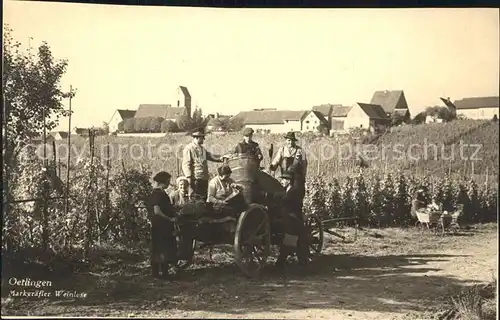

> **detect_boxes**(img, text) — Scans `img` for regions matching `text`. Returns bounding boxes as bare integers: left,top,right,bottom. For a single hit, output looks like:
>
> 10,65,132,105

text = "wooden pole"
317,145,321,176
485,167,489,192
42,107,49,253
52,140,57,177
65,85,73,218
43,108,47,168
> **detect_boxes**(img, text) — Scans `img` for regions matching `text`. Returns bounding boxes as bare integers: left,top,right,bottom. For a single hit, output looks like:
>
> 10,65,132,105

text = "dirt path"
2,224,497,319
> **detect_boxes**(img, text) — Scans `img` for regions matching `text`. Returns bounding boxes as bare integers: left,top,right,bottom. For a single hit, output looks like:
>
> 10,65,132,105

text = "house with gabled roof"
445,96,499,120
344,103,391,133
232,109,307,133
370,90,411,120
312,103,344,122
108,109,136,133
329,105,353,134
134,104,187,122
302,110,328,133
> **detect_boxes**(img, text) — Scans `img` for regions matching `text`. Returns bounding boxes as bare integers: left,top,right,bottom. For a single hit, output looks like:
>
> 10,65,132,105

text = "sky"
4,1,499,130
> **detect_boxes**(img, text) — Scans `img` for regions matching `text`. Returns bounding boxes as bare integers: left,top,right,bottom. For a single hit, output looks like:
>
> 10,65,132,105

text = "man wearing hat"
276,170,309,267
269,131,308,208
233,128,263,161
182,127,223,201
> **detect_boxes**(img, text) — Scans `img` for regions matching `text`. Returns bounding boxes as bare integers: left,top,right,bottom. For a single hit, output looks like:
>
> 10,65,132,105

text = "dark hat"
191,127,206,137
153,171,172,183
284,131,297,141
217,165,232,176
280,171,294,180
242,127,254,137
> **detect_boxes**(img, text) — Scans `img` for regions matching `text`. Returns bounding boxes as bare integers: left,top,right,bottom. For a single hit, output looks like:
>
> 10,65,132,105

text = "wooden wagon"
173,155,324,277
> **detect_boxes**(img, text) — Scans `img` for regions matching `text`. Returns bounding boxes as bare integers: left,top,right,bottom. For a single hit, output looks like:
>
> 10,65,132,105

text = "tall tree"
176,107,207,132
3,26,75,205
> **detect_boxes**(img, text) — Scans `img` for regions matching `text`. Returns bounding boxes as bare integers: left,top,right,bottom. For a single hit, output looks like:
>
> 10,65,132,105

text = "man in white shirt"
182,127,223,201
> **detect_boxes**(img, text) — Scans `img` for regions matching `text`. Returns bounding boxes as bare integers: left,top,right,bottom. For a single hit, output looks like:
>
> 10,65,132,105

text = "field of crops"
41,119,499,182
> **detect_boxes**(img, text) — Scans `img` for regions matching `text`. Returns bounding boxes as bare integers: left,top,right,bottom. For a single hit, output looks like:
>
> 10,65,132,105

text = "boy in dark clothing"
148,171,178,279
275,171,308,268
233,128,263,161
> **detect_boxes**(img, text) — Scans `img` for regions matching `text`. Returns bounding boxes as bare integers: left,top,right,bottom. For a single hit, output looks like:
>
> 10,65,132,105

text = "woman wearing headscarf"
170,176,191,208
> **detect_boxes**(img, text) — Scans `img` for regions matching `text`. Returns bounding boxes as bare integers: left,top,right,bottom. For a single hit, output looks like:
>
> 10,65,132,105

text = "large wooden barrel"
225,155,260,204
225,155,284,204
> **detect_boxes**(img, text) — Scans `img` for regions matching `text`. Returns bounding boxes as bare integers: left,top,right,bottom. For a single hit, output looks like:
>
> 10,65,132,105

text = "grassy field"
2,223,497,319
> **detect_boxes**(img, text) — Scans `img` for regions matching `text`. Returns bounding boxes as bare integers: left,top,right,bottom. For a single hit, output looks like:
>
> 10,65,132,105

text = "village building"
425,115,444,123
72,127,89,136
445,96,499,120
232,109,307,133
330,103,390,134
134,104,187,122
301,110,328,133
47,131,70,141
329,105,353,134
72,127,107,136
370,90,411,121
108,109,136,133
312,104,343,123
206,113,232,132
176,86,193,118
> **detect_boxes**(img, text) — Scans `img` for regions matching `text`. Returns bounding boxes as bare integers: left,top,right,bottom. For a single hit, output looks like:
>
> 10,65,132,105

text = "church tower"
176,86,192,118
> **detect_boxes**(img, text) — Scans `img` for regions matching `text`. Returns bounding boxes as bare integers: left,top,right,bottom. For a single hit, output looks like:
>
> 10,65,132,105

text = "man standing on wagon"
269,131,308,207
233,128,264,161
182,127,223,201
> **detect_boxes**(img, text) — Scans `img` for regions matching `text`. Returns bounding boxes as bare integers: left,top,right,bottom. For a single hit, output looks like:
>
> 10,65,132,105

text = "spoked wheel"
234,204,271,278
305,214,324,258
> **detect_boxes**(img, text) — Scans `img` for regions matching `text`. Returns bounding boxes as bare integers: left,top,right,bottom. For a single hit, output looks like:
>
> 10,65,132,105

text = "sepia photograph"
2,1,499,318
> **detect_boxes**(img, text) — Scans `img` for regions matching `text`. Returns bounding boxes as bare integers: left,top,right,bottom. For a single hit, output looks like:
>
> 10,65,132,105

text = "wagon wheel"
234,204,271,277
305,214,324,257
